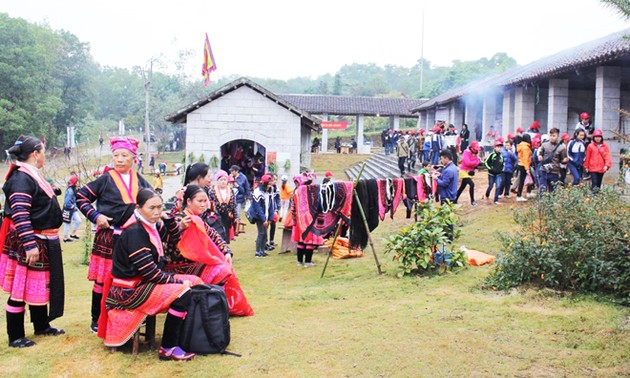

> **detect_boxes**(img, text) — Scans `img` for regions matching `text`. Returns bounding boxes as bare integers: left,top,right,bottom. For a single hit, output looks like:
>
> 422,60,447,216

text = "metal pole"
420,5,425,93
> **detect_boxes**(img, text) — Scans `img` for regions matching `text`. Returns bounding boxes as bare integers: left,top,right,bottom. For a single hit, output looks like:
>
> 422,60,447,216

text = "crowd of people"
431,112,613,205
0,112,615,359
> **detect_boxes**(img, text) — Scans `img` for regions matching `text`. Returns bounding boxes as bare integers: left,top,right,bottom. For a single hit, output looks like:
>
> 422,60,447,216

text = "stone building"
412,28,630,174
165,77,321,179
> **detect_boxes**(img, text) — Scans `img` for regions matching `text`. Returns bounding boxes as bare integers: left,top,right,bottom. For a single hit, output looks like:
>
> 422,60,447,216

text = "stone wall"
185,86,305,178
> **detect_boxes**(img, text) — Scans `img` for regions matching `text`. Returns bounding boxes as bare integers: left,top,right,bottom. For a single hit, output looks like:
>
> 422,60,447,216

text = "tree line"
0,12,519,152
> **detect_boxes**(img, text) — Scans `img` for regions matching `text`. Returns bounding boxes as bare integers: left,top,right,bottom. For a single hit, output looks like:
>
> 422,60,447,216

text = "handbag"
62,206,74,223
524,172,534,187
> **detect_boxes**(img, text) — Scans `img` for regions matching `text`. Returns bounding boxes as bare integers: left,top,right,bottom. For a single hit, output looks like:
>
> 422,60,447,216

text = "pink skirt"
88,228,115,284
0,228,51,306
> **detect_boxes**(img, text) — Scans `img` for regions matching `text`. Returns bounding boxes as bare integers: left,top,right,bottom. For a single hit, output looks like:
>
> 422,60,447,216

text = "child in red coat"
584,129,612,191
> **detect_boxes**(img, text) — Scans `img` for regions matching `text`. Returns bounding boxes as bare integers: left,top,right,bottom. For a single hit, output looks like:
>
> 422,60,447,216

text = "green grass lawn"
0,153,628,377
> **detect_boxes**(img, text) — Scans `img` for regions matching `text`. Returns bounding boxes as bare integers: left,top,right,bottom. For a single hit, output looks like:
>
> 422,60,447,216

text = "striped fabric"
128,246,179,285
8,192,37,251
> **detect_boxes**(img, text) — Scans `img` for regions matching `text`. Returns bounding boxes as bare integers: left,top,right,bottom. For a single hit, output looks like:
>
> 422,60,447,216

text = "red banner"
321,121,348,130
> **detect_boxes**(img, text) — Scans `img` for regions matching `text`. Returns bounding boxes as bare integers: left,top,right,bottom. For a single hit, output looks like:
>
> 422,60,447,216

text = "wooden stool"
110,315,156,355
238,222,246,234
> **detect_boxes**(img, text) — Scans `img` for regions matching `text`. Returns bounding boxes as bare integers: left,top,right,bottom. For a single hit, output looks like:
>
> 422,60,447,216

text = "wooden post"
352,189,383,274
320,162,366,278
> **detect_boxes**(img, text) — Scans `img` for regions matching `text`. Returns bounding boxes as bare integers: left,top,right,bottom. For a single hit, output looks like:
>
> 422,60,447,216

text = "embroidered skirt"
0,227,53,306
88,228,116,284
103,274,203,347
164,262,232,286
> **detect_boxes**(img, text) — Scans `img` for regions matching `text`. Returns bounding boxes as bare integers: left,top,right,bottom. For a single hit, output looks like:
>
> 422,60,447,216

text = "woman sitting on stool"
98,188,203,361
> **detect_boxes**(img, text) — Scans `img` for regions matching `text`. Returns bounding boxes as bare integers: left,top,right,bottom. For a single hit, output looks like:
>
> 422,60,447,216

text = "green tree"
601,0,630,18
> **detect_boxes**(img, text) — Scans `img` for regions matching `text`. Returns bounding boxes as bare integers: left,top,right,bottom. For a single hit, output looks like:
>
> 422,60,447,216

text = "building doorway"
220,139,267,184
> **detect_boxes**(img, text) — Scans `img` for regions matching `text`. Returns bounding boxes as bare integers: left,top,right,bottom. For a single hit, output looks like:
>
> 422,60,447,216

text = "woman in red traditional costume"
290,173,323,267
1,135,65,348
207,170,238,244
164,185,232,284
77,137,152,333
167,185,254,316
99,188,202,360
180,163,227,241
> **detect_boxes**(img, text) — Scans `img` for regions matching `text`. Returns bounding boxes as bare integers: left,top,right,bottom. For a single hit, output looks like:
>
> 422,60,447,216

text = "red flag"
202,33,217,86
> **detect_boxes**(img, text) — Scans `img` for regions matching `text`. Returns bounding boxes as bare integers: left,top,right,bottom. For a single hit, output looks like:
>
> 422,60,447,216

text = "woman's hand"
225,253,232,264
183,280,192,288
179,215,192,231
96,214,113,229
25,248,39,265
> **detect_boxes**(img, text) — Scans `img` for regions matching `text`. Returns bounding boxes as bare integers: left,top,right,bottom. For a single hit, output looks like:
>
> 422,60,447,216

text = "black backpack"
178,284,231,355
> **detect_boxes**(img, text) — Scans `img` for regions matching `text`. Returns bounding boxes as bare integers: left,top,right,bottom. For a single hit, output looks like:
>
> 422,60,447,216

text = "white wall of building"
185,86,306,178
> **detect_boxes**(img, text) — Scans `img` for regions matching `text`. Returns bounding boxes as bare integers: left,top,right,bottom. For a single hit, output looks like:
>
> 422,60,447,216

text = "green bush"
268,161,278,174
385,201,467,278
485,185,630,303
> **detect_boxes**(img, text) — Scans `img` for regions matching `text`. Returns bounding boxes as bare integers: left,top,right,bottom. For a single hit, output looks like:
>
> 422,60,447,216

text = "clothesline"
289,174,437,251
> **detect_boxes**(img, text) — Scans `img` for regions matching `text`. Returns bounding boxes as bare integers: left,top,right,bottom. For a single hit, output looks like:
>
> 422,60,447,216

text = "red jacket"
584,142,612,173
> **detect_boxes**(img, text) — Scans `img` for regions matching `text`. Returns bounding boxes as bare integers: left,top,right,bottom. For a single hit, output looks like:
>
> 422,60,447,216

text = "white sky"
1,0,629,81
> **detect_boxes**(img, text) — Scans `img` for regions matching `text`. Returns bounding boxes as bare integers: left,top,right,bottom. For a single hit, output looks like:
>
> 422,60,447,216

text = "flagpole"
420,4,425,93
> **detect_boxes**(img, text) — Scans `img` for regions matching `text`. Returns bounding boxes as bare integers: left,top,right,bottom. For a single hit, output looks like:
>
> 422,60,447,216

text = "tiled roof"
279,94,426,118
165,77,321,131
412,28,630,112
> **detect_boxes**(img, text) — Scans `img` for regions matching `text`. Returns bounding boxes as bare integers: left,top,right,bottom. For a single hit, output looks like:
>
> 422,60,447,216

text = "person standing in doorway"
230,165,250,218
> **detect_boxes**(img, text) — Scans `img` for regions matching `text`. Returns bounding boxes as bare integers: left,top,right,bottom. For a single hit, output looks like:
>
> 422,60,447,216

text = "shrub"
268,161,278,174
384,201,467,278
485,185,630,303
209,155,219,169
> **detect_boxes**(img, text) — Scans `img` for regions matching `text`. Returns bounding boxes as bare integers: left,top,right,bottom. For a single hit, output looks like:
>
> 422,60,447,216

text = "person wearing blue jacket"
433,150,458,204
421,132,431,163
567,129,587,185
499,140,518,198
230,165,251,218
484,141,505,204
62,175,82,242
250,174,274,258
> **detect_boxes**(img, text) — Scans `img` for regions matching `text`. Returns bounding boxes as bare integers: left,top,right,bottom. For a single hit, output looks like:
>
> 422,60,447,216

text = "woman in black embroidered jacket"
1,135,65,348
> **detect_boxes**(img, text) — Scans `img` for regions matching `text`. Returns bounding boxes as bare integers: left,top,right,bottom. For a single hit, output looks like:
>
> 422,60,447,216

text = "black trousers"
456,178,475,203
161,291,191,348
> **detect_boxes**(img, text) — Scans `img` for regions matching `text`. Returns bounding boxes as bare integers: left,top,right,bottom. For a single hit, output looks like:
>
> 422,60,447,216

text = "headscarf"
110,136,139,155
215,170,228,181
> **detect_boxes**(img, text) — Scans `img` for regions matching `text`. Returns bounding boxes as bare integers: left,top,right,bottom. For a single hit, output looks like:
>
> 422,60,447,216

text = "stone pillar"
356,114,366,153
514,86,536,132
547,79,569,134
392,115,400,131
464,102,475,128
426,109,435,130
320,113,328,153
482,93,497,145
502,89,514,134
452,101,465,128
595,66,620,140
